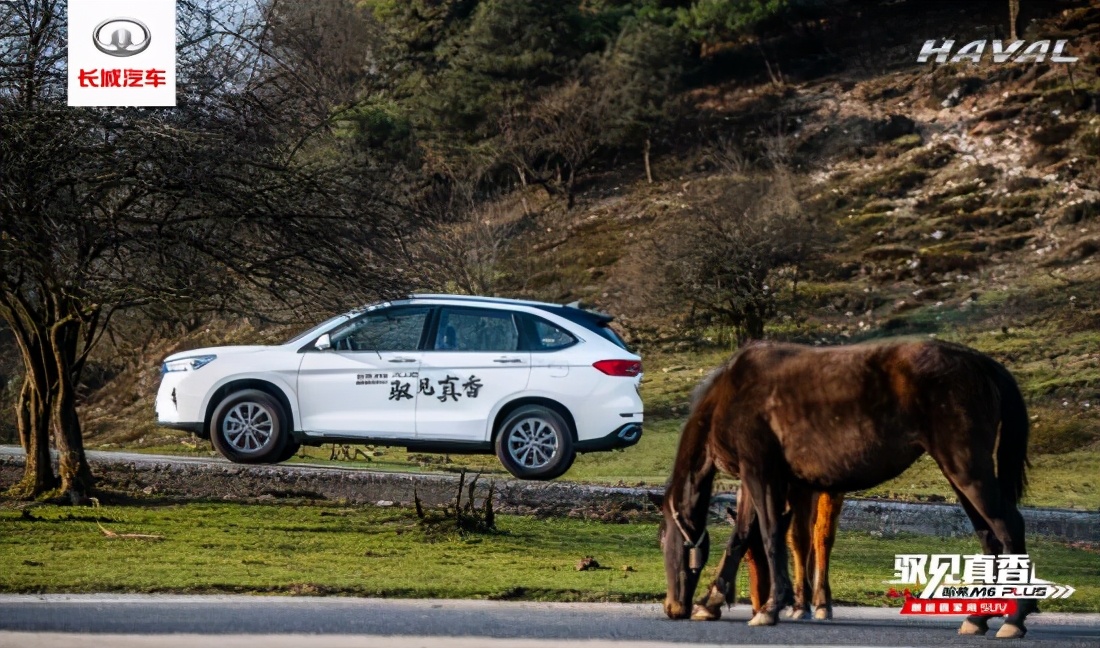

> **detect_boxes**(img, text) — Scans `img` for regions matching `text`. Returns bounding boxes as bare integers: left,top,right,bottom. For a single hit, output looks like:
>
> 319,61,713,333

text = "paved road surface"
0,596,1098,647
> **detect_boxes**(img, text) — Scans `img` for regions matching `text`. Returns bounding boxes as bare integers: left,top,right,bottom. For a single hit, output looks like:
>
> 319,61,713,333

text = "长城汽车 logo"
92,17,150,57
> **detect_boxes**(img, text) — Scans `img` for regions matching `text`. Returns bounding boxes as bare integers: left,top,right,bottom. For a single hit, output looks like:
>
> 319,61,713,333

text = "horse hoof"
813,606,832,621
996,623,1026,639
748,611,777,626
785,606,810,620
691,604,721,621
958,618,989,636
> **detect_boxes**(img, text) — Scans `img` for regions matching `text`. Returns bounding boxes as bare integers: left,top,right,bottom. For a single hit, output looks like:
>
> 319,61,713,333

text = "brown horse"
658,339,1033,638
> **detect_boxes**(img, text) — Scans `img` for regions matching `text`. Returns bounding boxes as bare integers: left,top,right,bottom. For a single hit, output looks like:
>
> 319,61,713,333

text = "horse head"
649,491,711,619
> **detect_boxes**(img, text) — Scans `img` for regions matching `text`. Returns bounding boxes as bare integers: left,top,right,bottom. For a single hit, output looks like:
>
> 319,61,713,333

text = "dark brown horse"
658,339,1033,638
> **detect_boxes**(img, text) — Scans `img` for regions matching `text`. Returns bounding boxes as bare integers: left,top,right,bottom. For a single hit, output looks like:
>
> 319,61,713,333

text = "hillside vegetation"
2,0,1099,504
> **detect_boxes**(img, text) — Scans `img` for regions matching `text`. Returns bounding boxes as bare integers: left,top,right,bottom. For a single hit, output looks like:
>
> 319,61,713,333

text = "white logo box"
68,0,177,106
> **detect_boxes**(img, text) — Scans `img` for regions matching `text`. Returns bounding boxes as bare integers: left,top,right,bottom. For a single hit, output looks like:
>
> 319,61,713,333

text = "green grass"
855,453,1100,510
1,501,1096,611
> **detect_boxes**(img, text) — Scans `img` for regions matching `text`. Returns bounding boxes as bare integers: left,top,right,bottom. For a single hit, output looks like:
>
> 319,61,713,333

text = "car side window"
434,308,519,352
527,316,576,351
330,308,429,351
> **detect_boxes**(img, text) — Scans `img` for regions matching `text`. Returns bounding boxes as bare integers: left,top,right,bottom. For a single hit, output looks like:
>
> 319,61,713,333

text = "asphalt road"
0,596,1098,648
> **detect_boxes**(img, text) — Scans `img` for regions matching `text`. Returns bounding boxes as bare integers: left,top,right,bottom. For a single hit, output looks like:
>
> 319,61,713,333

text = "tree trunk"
644,138,653,184
1009,0,1020,41
743,309,766,343
1,292,97,500
16,377,30,452
1,296,59,499
565,166,576,210
10,376,57,498
53,391,93,501
50,312,96,500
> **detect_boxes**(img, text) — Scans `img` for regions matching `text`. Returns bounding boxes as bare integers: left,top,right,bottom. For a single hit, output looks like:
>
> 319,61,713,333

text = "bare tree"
0,0,411,499
500,81,604,209
655,170,823,343
407,193,526,296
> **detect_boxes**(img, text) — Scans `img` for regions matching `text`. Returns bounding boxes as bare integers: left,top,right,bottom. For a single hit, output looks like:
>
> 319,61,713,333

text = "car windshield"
282,312,353,346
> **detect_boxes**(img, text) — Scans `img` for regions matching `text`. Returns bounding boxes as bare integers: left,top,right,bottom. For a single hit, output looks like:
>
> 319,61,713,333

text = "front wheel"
495,405,575,480
210,389,289,464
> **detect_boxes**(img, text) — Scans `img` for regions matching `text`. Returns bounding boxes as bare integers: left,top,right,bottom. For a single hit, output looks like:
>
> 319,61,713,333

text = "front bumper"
155,372,206,435
574,422,642,453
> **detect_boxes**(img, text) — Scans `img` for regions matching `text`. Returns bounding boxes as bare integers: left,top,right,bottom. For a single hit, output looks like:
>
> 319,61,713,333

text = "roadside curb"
2,449,1098,542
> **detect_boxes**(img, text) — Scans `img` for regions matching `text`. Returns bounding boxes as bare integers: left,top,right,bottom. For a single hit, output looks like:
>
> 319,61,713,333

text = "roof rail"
407,293,554,307
407,293,613,321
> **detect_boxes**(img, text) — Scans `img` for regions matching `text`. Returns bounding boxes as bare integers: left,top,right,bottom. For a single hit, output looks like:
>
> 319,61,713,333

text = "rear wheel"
495,405,574,480
210,389,289,464
274,440,302,463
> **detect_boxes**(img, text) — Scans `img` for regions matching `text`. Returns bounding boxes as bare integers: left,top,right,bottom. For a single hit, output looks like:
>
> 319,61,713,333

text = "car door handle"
493,358,524,363
388,358,417,363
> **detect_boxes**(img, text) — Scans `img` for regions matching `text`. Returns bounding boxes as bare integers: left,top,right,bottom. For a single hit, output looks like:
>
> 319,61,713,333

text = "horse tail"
989,359,1030,504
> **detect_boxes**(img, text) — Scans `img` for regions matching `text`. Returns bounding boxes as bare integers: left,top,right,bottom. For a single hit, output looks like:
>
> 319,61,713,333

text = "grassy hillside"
494,3,1100,456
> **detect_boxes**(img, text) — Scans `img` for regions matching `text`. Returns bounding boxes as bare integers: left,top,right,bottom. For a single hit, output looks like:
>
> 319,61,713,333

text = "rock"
863,244,918,261
1056,197,1099,225
941,87,963,108
1029,122,1080,146
874,114,916,141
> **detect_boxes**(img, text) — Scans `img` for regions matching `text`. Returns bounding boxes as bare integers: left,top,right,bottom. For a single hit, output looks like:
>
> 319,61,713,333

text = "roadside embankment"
2,447,1097,542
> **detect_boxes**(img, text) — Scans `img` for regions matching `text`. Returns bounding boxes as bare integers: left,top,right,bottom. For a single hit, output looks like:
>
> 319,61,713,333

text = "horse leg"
742,465,793,627
811,492,843,620
947,483,1003,636
936,452,1034,638
747,522,770,614
693,486,759,620
785,486,815,620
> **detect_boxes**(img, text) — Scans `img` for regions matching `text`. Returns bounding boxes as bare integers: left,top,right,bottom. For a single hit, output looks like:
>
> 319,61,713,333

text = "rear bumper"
574,422,642,453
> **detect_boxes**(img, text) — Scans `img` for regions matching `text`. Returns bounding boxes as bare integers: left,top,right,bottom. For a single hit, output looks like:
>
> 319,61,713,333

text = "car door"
416,306,531,442
296,306,429,437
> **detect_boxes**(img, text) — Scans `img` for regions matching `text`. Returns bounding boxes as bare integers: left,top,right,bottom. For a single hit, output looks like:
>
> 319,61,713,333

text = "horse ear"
646,492,664,508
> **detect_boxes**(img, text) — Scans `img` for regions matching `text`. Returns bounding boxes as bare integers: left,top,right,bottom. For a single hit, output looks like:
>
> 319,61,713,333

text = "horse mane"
690,367,723,408
689,342,766,408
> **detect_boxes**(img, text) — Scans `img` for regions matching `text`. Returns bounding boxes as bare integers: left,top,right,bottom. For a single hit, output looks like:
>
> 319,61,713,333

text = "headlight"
162,355,217,373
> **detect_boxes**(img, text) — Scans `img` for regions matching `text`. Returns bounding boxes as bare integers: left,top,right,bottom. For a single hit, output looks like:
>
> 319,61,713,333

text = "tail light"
593,359,642,377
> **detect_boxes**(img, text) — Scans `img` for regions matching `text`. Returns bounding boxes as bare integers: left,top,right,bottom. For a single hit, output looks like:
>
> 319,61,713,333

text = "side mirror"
315,333,332,351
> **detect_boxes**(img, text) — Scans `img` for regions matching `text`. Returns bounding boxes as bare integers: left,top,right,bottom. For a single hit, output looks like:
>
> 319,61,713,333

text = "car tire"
274,439,302,464
210,389,289,464
495,405,575,480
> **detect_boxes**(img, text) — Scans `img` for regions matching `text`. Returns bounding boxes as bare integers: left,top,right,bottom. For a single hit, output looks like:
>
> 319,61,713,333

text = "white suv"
155,294,643,479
